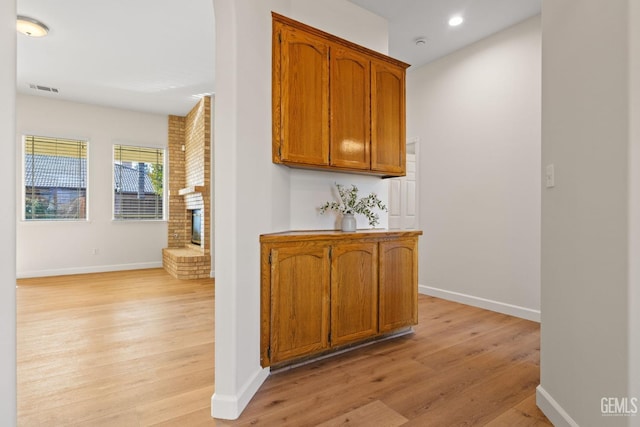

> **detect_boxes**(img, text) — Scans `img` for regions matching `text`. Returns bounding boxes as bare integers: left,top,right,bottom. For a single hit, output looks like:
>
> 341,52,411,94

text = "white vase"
341,213,356,232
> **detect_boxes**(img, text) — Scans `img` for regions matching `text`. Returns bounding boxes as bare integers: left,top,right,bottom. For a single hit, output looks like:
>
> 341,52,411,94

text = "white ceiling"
16,0,540,116
349,0,541,68
17,0,215,116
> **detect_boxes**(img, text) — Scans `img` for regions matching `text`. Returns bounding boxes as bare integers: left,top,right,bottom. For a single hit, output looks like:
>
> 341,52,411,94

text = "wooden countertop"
260,229,423,243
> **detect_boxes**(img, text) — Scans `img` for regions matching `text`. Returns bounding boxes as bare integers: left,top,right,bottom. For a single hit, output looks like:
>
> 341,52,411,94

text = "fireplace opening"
191,209,202,246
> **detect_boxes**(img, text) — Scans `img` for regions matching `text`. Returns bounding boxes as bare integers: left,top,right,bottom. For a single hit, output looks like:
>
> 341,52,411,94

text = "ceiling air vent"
28,84,59,94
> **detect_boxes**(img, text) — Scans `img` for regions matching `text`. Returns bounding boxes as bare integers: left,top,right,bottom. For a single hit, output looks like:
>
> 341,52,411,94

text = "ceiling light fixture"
17,15,49,37
448,16,464,27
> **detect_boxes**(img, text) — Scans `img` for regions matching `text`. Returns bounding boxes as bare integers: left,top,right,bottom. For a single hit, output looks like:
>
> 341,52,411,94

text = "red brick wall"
167,115,186,248
164,97,212,279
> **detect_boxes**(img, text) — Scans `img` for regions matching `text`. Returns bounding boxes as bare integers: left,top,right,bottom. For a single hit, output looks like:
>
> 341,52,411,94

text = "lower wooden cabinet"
379,239,419,332
331,242,378,346
269,243,330,364
260,230,422,367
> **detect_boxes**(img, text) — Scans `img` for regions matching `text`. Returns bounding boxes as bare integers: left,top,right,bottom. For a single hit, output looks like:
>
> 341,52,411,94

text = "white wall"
290,170,389,230
0,0,17,423
212,0,289,419
15,94,168,277
539,1,638,425
289,0,388,54
406,16,541,321
630,0,640,418
211,0,390,419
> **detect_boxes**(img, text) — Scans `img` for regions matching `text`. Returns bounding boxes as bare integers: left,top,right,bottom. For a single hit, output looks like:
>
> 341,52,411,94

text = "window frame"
22,134,90,222
112,143,166,222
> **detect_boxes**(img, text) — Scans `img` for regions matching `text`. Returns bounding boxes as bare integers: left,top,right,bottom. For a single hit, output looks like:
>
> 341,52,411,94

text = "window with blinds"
113,144,164,220
24,135,88,220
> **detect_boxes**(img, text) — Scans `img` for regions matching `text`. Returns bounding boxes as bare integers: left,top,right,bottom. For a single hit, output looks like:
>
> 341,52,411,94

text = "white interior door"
388,141,418,229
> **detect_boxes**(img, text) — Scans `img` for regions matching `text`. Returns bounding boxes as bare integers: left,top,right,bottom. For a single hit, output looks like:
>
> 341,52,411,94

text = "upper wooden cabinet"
272,13,409,177
273,21,330,166
330,46,371,171
371,60,406,175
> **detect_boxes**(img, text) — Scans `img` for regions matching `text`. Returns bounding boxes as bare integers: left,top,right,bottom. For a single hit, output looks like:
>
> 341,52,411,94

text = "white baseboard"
419,284,540,322
211,366,269,420
16,262,163,279
536,385,580,427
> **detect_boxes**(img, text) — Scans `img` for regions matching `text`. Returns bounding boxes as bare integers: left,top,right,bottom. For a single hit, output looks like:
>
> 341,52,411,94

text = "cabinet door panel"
270,244,330,363
379,238,418,332
275,23,330,166
330,47,370,170
330,242,378,346
371,60,406,175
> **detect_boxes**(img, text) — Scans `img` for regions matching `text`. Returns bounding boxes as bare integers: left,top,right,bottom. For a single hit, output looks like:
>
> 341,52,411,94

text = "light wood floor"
17,268,551,426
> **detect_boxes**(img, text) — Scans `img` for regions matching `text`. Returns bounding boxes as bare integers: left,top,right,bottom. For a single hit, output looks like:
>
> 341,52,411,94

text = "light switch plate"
545,164,555,188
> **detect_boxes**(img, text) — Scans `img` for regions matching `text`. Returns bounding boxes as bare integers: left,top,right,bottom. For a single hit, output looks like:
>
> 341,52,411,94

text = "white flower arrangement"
319,183,387,228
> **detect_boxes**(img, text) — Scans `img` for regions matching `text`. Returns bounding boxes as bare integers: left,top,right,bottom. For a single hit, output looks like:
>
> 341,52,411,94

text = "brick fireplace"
162,97,211,279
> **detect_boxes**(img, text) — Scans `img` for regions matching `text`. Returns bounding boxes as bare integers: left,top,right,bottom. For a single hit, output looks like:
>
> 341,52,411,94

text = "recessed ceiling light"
17,15,49,37
448,16,464,27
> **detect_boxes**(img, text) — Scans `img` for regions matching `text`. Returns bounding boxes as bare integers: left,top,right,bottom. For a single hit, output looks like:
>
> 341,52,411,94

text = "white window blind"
24,135,88,220
113,144,164,220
